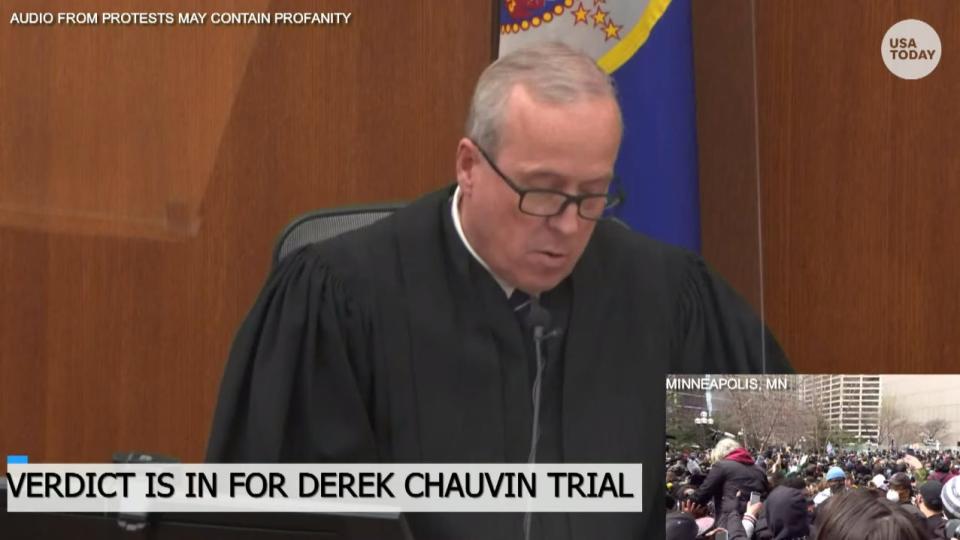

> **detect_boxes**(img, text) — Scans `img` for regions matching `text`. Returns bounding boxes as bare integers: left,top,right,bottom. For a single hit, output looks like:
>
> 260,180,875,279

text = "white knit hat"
943,476,960,519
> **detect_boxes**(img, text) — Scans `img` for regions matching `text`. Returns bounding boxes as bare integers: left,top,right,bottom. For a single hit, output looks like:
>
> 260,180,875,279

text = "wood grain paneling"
0,0,493,465
692,0,763,312
757,0,960,373
696,0,960,373
0,0,269,239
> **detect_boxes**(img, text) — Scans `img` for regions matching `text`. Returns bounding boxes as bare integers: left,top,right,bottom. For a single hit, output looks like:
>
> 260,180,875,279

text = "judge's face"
456,84,621,294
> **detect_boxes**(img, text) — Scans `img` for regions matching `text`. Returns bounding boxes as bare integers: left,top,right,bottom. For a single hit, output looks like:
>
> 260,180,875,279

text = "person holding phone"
711,498,763,540
694,439,770,529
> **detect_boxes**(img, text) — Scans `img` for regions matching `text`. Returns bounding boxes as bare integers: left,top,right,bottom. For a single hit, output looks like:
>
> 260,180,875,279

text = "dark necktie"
508,289,533,325
507,289,539,385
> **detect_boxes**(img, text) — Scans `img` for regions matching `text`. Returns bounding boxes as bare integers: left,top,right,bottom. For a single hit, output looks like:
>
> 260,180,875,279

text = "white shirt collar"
451,185,514,297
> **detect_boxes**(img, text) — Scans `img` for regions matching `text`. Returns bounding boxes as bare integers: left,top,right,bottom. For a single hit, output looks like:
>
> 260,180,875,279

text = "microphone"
525,298,562,341
527,300,551,337
526,297,563,464
523,297,562,540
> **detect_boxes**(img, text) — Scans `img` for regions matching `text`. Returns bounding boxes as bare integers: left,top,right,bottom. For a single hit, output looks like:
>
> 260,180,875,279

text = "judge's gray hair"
710,438,742,463
465,41,621,159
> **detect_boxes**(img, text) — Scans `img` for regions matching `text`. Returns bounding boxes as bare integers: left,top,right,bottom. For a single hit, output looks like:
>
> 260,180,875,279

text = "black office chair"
272,203,405,268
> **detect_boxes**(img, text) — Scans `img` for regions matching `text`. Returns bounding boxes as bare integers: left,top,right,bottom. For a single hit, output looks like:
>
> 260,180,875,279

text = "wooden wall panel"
692,0,763,313
0,0,493,465
696,0,960,373
0,0,269,239
757,0,960,373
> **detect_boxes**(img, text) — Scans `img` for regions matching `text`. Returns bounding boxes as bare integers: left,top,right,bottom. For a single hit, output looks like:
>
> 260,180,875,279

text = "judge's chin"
506,255,575,294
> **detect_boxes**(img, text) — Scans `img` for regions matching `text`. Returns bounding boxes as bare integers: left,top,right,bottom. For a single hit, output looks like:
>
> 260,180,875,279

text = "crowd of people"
666,440,960,539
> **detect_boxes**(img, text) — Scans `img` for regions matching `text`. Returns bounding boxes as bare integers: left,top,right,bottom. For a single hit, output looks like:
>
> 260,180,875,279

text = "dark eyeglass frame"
471,140,623,221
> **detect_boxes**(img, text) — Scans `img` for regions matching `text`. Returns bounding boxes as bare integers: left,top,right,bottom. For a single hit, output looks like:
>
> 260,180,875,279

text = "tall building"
799,375,882,443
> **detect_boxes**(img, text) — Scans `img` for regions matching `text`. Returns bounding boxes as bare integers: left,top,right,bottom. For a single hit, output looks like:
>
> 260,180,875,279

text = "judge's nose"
547,201,581,236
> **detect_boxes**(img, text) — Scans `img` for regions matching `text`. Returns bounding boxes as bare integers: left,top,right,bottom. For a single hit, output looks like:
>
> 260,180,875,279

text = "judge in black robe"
208,41,791,540
207,184,791,538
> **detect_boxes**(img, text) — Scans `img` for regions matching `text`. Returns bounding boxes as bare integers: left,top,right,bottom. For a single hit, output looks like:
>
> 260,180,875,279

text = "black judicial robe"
207,185,791,539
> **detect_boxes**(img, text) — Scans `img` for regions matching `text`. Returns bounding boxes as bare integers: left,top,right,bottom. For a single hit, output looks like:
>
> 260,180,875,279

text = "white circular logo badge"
882,19,941,80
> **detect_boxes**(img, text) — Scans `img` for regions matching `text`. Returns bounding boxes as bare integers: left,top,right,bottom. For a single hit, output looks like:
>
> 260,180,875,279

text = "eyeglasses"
472,141,622,221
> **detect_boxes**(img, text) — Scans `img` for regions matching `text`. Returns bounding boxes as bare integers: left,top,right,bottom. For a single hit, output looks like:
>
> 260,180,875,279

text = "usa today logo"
882,19,941,80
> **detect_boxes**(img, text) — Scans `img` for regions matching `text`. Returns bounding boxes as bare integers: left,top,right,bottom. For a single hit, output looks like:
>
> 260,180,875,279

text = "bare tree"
896,421,924,446
876,397,935,447
878,397,909,447
794,377,834,450
923,418,950,444
709,376,798,451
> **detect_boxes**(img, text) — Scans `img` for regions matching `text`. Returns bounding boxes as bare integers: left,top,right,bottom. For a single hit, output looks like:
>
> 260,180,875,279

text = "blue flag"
499,0,701,251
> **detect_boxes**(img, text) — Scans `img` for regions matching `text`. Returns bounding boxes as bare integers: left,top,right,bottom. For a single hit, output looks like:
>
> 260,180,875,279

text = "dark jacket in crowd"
925,513,946,540
896,500,933,537
756,486,811,540
694,448,770,517
722,511,752,540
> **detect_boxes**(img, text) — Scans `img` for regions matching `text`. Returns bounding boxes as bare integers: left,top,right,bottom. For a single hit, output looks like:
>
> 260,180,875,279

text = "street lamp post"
694,411,714,449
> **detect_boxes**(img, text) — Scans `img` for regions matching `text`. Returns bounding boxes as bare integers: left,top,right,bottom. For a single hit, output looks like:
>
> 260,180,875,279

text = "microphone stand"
522,298,561,540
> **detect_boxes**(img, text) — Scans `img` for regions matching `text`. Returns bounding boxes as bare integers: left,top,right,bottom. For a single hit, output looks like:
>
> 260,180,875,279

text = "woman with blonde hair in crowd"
694,439,770,529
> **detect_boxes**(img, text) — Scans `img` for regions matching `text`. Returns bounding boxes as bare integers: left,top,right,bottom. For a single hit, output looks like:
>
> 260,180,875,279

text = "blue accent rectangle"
608,0,702,251
7,455,28,464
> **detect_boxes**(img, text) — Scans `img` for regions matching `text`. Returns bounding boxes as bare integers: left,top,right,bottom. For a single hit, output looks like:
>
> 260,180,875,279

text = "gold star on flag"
603,18,622,41
572,3,589,24
592,6,608,27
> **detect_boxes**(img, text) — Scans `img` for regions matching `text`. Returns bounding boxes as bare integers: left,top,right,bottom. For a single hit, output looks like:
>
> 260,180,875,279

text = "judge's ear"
455,138,479,197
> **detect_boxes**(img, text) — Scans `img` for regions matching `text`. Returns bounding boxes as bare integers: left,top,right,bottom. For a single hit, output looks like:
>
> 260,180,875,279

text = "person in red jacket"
694,438,770,527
